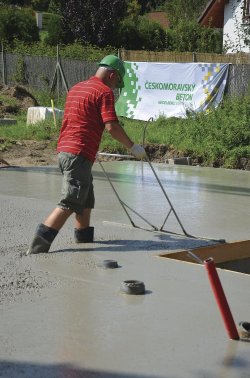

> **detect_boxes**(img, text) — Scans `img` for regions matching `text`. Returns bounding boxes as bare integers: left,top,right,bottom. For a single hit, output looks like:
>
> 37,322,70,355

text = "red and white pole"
204,257,239,340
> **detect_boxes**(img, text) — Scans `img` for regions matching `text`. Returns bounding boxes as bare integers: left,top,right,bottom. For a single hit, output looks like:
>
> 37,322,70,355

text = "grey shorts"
57,152,95,214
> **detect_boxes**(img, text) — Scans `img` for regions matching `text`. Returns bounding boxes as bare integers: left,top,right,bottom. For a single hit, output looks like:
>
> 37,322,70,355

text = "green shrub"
223,146,250,168
48,0,61,14
0,7,39,44
31,0,50,12
149,94,250,166
44,14,63,46
12,57,27,85
166,21,222,53
118,16,166,50
4,40,116,61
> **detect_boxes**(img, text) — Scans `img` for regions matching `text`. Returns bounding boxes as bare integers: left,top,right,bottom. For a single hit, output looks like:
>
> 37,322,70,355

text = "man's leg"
74,169,95,244
44,207,73,230
74,208,94,243
26,208,73,255
75,208,92,229
26,153,94,254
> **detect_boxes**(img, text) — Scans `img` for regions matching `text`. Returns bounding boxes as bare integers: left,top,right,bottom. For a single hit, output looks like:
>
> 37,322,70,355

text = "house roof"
198,0,229,28
146,11,170,28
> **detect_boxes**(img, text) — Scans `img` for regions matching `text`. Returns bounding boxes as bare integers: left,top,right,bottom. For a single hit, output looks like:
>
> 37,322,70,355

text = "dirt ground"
0,139,59,167
0,140,175,167
0,85,58,167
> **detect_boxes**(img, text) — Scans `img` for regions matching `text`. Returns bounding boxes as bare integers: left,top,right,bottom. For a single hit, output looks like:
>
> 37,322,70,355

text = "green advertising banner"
116,62,229,120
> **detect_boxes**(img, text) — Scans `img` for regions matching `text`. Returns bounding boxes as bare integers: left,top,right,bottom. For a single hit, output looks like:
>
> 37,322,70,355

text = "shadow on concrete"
193,354,250,378
0,166,60,174
51,235,214,254
0,360,174,378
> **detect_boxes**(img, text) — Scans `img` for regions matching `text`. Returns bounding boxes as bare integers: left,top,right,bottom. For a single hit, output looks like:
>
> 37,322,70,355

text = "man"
26,55,146,255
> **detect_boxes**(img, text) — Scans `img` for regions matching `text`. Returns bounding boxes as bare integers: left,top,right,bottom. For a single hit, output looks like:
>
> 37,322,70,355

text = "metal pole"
57,45,60,100
58,62,69,93
98,157,158,230
1,41,6,86
142,117,153,146
97,158,136,227
141,117,153,178
145,156,190,236
98,152,134,159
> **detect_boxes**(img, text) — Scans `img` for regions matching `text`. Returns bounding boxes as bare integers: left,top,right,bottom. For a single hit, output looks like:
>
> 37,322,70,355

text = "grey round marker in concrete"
120,280,145,295
98,259,119,269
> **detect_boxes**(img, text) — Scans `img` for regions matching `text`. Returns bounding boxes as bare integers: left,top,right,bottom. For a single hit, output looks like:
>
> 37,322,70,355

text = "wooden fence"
1,49,250,96
119,49,250,64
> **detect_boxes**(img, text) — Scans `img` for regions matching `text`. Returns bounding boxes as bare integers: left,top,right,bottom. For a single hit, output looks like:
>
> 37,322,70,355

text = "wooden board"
159,240,250,264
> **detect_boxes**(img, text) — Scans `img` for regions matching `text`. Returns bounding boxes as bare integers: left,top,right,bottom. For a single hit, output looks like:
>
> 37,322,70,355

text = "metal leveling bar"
97,152,225,242
145,155,190,236
97,152,189,236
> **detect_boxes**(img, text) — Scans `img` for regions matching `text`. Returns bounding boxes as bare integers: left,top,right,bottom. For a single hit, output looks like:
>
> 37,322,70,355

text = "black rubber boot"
26,224,58,255
74,226,94,243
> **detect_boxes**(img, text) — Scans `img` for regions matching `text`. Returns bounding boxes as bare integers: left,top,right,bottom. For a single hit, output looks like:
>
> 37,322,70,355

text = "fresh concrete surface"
0,161,250,378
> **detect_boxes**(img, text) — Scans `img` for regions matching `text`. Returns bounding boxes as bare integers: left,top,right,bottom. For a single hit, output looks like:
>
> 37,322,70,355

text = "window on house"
243,0,250,18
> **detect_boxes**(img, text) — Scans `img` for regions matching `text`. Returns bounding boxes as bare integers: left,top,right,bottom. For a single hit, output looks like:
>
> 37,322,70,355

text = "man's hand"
130,144,146,160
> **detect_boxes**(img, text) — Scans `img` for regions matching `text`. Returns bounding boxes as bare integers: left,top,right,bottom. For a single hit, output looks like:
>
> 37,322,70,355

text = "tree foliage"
0,0,31,5
60,0,127,47
162,0,222,53
47,0,61,13
164,0,208,24
126,0,141,19
137,0,166,14
0,0,50,9
0,7,39,43
118,15,166,50
0,0,224,53
166,20,222,53
44,14,63,45
31,0,50,11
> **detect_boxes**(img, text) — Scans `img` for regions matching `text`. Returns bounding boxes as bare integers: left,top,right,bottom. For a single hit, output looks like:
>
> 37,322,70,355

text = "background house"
198,0,250,53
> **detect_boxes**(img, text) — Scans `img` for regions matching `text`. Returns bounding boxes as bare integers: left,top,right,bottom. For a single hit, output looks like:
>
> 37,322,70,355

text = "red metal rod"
204,257,239,340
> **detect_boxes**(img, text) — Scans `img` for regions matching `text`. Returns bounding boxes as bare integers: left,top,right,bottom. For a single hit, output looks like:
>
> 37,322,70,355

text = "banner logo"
116,62,229,121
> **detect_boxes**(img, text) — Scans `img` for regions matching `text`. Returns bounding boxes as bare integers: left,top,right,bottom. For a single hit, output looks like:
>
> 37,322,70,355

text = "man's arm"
105,121,133,148
105,121,146,159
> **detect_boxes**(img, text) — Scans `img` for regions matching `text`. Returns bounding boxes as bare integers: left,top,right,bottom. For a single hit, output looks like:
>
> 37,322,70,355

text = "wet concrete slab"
0,162,250,378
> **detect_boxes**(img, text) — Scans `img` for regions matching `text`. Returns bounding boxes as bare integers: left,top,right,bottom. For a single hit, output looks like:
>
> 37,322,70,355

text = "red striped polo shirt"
57,76,118,162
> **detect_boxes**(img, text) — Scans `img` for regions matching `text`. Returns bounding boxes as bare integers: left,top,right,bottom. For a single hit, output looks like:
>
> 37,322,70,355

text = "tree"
31,0,50,11
137,0,166,14
0,0,31,5
163,0,222,53
166,20,222,53
118,16,166,50
0,0,51,9
126,0,141,19
164,0,208,25
48,0,61,13
60,0,127,47
44,14,63,45
0,7,39,43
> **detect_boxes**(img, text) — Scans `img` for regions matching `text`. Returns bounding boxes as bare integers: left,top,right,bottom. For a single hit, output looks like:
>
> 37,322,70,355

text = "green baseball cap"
99,55,125,88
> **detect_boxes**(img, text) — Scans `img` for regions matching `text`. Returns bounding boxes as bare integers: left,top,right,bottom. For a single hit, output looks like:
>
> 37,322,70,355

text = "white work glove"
130,144,146,160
